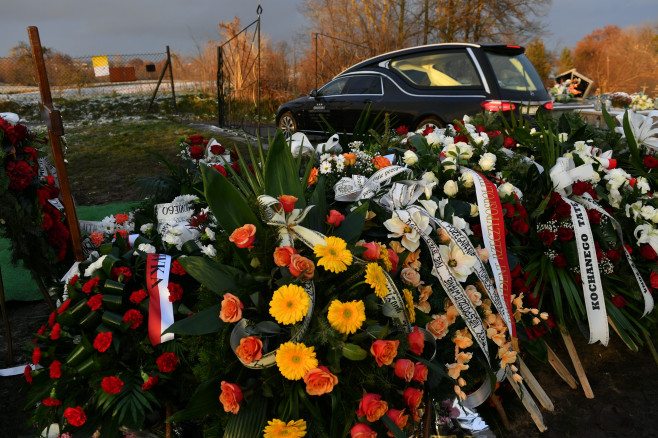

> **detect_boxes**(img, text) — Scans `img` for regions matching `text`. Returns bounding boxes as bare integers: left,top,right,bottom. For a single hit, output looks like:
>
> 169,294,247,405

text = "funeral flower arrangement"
22,107,658,437
549,78,581,103
0,113,71,281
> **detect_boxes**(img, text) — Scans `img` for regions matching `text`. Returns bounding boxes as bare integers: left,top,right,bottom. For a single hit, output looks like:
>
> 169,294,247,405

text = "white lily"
615,110,658,151
635,223,658,254
384,210,431,252
438,242,477,282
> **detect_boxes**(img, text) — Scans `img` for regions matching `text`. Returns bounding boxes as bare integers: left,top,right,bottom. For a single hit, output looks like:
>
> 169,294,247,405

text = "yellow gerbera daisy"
365,262,388,298
269,284,310,325
378,243,392,271
403,288,416,324
327,299,366,334
313,236,353,273
263,418,307,438
276,342,318,381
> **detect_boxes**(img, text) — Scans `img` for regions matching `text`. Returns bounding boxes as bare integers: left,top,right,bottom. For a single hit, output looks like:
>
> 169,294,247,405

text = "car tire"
278,111,298,136
416,117,443,132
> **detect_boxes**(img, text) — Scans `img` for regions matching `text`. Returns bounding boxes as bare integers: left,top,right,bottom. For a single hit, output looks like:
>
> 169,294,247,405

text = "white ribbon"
378,180,428,212
258,195,326,248
288,132,342,158
334,165,412,202
563,198,609,345
549,157,596,196
574,195,654,317
396,208,490,364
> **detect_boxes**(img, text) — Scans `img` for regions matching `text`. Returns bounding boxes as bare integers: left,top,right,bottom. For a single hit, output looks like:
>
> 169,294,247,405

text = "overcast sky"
0,0,656,58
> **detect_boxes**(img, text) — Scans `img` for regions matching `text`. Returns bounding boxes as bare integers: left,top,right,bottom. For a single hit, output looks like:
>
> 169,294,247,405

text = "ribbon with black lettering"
334,165,412,202
146,253,174,345
155,199,195,233
573,195,654,317
396,208,490,364
563,198,609,345
460,168,515,336
258,195,327,248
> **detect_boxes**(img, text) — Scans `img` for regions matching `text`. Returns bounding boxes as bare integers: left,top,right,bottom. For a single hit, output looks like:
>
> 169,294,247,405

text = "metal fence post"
217,45,224,127
167,46,178,114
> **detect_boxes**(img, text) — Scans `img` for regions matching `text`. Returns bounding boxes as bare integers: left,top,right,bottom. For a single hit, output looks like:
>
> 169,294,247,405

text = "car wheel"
278,111,297,136
416,117,443,132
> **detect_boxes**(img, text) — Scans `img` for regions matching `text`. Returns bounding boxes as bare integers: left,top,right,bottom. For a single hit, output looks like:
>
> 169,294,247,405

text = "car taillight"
481,100,516,112
543,101,554,110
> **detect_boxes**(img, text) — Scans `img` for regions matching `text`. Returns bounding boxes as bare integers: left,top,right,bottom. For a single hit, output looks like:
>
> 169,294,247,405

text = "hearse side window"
344,75,382,95
318,77,349,96
389,51,482,88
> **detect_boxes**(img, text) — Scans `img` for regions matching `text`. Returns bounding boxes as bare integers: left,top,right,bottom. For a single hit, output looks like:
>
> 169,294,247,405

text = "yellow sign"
92,56,109,77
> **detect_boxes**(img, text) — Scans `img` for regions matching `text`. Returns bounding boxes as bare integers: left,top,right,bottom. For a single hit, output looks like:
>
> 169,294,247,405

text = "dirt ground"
2,299,658,437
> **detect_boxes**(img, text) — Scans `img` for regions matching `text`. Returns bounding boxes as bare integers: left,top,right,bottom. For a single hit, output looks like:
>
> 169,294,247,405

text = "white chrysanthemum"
640,205,655,221
137,243,157,254
140,223,153,234
202,244,217,257
320,161,332,174
636,176,651,194
320,153,332,162
335,162,345,171
205,227,216,241
425,132,442,146
172,194,199,204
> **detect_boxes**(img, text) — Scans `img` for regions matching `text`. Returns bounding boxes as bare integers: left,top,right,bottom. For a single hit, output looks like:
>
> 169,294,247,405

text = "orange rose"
350,423,377,438
394,359,414,382
372,155,391,170
219,293,243,323
303,366,338,396
426,314,448,340
326,210,345,227
356,393,388,422
412,362,428,383
385,409,409,436
370,339,399,367
403,387,423,410
308,167,319,186
407,326,424,356
235,336,263,364
229,224,256,249
361,241,381,261
273,246,297,267
288,254,315,280
278,195,298,213
219,381,243,414
343,153,357,166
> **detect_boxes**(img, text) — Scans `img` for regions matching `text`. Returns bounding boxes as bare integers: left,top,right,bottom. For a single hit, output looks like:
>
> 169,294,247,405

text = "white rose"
422,171,438,185
455,141,473,159
463,115,471,123
460,172,474,188
479,152,497,171
419,199,438,217
442,156,457,171
425,132,442,146
498,183,515,198
652,212,658,224
403,150,418,165
470,204,479,217
444,180,459,197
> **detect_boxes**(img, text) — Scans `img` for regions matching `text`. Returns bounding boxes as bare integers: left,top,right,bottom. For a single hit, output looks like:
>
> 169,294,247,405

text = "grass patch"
61,119,245,205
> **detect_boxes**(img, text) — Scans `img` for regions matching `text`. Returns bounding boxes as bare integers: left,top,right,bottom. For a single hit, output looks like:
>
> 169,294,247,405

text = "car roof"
338,43,525,77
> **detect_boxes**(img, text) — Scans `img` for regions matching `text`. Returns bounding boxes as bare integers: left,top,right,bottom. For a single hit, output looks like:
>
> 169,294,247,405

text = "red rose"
537,229,555,246
168,282,184,302
156,352,178,373
510,264,522,278
387,249,399,273
42,397,62,407
607,249,621,264
511,219,529,234
231,161,241,174
93,332,113,352
503,136,516,148
101,376,124,394
326,209,346,227
57,299,71,314
189,145,204,160
611,295,627,308
385,409,409,435
396,126,409,135
572,181,592,196
142,375,159,390
24,365,32,384
454,134,468,144
130,289,148,304
188,134,204,145
50,323,61,340
32,347,41,366
553,254,567,268
394,359,415,382
472,224,482,238
640,245,657,261
63,406,86,427
403,387,423,410
87,294,103,311
502,203,515,218
555,201,571,218
210,144,226,155
356,393,389,422
587,209,601,225
171,259,186,275
213,164,227,176
6,160,34,190
123,309,144,329
82,277,101,294
422,126,434,136
412,362,428,383
557,227,574,241
407,326,424,356
644,155,658,168
50,360,62,379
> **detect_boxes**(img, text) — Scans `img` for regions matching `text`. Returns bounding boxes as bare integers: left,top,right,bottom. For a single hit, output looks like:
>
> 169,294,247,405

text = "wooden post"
0,266,13,363
506,371,547,432
517,357,554,411
559,325,594,398
546,344,578,389
27,26,83,262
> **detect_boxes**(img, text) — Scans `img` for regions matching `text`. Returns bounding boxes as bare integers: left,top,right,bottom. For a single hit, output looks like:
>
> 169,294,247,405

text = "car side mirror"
310,89,318,98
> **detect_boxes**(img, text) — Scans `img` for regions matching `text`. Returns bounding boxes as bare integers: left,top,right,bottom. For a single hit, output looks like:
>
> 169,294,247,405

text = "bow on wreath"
334,165,412,202
258,194,326,248
549,156,597,196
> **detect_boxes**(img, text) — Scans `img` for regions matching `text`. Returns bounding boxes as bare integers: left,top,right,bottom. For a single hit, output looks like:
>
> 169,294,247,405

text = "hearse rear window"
389,51,482,88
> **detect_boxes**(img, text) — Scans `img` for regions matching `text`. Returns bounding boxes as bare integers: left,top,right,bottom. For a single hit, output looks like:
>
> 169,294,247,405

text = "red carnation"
93,332,113,352
396,125,409,135
572,181,592,196
32,347,41,365
123,309,144,329
326,209,346,227
142,375,159,390
101,376,124,394
42,397,62,407
87,294,103,311
644,155,658,168
171,260,186,275
422,125,434,136
168,282,184,302
503,136,516,149
156,352,178,373
69,275,79,286
50,360,62,379
37,325,47,336
557,227,574,241
63,406,86,427
50,323,61,340
607,249,621,264
6,160,34,191
111,266,133,282
538,229,555,246
24,365,32,384
553,254,567,268
57,299,71,314
510,264,522,278
640,245,657,261
231,161,241,175
502,203,515,218
130,289,149,304
82,277,101,294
